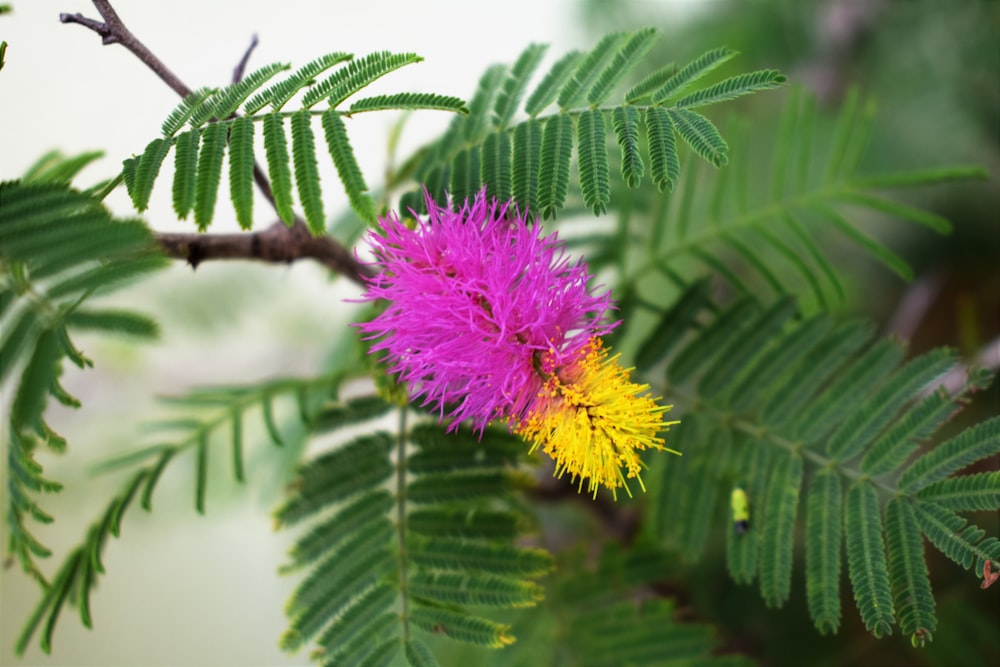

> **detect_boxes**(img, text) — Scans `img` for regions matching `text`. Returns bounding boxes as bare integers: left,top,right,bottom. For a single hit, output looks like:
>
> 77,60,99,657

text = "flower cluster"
357,188,677,497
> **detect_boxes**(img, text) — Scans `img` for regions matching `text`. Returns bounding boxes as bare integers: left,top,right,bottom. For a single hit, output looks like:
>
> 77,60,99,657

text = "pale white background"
0,2,690,665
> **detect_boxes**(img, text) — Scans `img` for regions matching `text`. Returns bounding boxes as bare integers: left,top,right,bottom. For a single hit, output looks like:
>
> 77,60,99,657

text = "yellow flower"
514,338,679,499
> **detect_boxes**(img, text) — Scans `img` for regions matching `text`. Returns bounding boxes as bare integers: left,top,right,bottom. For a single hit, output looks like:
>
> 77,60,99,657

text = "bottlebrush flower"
357,188,677,496
357,189,614,430
514,338,678,499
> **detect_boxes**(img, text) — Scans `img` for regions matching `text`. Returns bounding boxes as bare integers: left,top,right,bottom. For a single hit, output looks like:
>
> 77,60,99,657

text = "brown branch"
61,1,373,287
232,34,259,85
157,219,369,276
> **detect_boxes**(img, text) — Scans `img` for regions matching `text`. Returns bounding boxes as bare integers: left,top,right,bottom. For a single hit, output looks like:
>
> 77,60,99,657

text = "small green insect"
731,487,750,534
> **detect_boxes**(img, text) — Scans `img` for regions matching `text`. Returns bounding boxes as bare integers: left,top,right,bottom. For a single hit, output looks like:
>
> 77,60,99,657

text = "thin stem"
61,1,192,97
232,34,259,85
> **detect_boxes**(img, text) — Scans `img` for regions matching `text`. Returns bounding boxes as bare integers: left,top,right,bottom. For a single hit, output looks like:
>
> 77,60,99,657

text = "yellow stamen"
514,338,679,499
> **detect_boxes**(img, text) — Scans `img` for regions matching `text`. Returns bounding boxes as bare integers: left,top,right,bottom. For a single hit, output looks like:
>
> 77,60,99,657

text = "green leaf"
916,472,1000,511
407,537,552,577
325,619,397,666
193,122,228,230
140,448,176,511
274,433,394,526
727,314,834,413
449,146,482,208
677,424,729,559
408,606,514,648
651,47,737,103
261,394,284,446
667,299,759,384
21,150,106,185
625,62,677,102
634,279,709,372
407,508,522,541
537,113,573,218
826,348,957,461
914,502,998,572
285,528,394,643
813,205,912,281
291,110,325,234
406,471,511,504
283,490,394,571
726,438,770,585
824,87,861,182
793,337,905,442
10,329,59,432
245,52,353,113
612,105,644,188
131,137,170,212
861,387,959,476
161,88,214,136
410,424,524,468
321,110,377,226
263,113,296,225
586,28,658,105
171,129,200,219
404,639,439,667
805,469,842,634
227,116,255,230
481,130,512,204
698,298,797,400
407,572,543,608
646,106,680,192
348,92,468,115
311,395,394,433
885,498,936,642
577,108,611,215
668,108,728,167
675,69,786,109
557,32,626,109
844,482,894,637
511,119,542,218
899,417,1000,491
493,43,547,127
759,451,803,608
851,166,988,188
206,62,290,120
194,432,208,514
836,192,952,234
230,410,244,483
314,583,396,653
66,309,159,339
524,49,583,116
302,51,422,109
464,65,507,143
780,212,846,302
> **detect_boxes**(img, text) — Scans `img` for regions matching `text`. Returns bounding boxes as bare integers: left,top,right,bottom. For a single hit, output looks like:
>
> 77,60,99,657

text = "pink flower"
357,188,615,431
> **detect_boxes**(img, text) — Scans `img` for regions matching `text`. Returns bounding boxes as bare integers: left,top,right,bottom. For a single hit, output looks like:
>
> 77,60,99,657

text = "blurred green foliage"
563,2,1000,666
